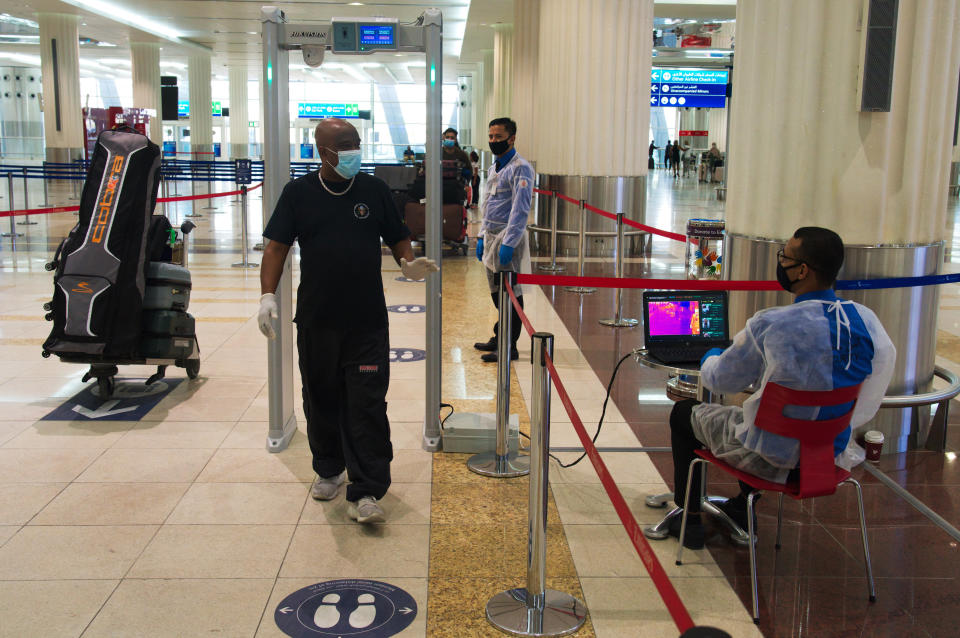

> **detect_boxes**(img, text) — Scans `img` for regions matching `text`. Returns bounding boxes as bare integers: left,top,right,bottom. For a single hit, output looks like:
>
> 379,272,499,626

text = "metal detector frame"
260,6,443,452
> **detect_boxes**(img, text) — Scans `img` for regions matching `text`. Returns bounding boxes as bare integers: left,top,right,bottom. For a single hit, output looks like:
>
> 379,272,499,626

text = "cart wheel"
97,376,115,399
185,359,200,379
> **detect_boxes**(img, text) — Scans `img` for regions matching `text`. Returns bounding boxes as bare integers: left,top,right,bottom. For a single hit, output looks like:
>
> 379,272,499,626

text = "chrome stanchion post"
563,185,596,294
487,331,587,636
599,212,638,328
2,173,24,238
186,163,202,218
468,271,529,478
539,191,564,273
42,163,49,207
232,186,258,268
70,160,80,200
18,168,37,225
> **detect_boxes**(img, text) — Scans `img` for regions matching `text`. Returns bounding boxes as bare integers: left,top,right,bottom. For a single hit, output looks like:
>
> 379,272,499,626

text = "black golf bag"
42,128,162,359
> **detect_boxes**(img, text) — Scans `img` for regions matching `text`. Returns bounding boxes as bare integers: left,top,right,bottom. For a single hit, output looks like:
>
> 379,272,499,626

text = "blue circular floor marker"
389,348,425,362
275,579,417,637
386,304,426,314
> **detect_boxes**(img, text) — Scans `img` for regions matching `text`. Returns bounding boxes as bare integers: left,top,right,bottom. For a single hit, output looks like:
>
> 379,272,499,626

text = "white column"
188,54,213,153
512,0,540,162
727,0,960,244
38,13,83,161
130,42,161,143
492,24,514,120
707,107,727,150
535,0,654,176
481,49,495,134
228,66,249,158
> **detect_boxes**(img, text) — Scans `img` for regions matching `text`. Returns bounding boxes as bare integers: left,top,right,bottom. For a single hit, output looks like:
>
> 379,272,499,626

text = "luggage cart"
41,220,200,399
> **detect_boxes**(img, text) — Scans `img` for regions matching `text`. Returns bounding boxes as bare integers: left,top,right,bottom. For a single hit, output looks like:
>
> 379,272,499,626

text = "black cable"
438,402,454,429
522,351,634,468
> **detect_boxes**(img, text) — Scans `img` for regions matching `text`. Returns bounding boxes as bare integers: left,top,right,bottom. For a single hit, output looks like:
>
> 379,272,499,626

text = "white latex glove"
258,293,279,339
400,257,439,281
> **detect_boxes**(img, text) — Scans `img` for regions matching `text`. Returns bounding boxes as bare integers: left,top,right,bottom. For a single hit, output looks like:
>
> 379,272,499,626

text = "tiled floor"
0,169,957,636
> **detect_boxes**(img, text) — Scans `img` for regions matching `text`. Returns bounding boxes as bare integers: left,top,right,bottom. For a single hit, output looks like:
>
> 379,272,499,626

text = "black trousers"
297,322,393,502
489,271,524,349
670,399,752,512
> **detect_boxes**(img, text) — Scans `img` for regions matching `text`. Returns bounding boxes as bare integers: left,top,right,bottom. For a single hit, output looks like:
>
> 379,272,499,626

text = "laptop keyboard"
648,347,710,365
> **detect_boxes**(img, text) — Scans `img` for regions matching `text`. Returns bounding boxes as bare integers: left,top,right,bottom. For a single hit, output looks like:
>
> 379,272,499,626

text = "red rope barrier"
504,279,696,633
0,182,264,217
517,273,782,291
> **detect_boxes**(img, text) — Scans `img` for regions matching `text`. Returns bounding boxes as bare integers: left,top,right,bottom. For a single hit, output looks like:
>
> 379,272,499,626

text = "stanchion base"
563,286,597,294
538,264,565,272
1,232,24,238
16,220,38,226
185,213,203,218
598,317,638,328
486,588,587,637
467,451,529,477
231,261,260,268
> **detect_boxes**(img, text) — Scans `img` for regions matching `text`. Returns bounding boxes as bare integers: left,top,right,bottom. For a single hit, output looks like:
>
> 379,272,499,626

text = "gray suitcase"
144,262,191,310
142,310,195,337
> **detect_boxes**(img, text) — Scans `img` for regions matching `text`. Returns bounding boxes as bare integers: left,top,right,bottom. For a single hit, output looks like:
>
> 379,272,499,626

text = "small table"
634,349,751,547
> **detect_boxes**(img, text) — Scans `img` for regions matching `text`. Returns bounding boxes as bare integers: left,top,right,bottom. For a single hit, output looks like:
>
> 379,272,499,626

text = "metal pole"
17,168,37,225
232,186,258,268
70,161,79,200
563,196,597,294
2,173,24,238
467,271,529,477
422,8,443,452
186,163,202,218
486,331,587,637
538,191,564,272
202,161,217,210
42,163,49,206
599,212,638,327
262,6,297,453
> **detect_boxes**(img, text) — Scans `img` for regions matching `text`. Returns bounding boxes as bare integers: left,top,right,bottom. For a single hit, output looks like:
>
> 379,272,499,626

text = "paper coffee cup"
864,430,884,462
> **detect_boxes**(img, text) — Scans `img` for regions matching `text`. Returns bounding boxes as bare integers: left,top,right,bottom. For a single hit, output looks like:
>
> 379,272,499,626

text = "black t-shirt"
263,171,410,329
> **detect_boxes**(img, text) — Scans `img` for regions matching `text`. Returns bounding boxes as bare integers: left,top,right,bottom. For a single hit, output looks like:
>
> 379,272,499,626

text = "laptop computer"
642,290,731,365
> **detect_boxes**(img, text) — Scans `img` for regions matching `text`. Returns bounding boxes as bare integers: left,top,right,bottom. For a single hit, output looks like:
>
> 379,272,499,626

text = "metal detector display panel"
332,20,397,52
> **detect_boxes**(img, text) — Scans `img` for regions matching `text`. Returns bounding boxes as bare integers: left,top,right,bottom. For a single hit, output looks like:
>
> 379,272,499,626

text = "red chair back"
754,382,862,498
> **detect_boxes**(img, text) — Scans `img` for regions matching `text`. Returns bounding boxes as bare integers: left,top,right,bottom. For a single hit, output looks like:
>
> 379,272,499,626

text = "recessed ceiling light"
349,2,364,5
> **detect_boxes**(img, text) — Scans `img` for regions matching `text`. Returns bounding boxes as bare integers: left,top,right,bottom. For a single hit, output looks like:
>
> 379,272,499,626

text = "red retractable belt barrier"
517,273,782,292
505,280,697,633
533,188,691,242
1,182,264,218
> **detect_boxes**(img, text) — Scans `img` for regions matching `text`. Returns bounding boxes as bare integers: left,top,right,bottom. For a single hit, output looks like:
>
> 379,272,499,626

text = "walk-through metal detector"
260,6,443,452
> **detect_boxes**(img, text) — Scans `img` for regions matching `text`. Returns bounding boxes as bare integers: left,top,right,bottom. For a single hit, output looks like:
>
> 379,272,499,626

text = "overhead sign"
650,68,728,108
176,101,228,118
274,579,417,637
42,378,183,421
298,103,361,119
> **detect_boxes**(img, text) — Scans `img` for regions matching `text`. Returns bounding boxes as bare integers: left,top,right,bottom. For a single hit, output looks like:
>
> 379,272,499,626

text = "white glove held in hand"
258,293,279,339
400,257,439,281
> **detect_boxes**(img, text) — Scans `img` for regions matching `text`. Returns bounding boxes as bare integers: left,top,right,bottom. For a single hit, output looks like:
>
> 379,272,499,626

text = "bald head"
314,118,360,151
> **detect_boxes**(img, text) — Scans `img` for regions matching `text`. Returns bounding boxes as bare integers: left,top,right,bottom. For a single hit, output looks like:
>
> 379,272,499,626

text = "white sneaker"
348,496,385,524
310,471,346,501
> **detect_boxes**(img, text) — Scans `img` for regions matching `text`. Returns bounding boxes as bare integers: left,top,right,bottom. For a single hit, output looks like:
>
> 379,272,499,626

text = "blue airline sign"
650,68,729,108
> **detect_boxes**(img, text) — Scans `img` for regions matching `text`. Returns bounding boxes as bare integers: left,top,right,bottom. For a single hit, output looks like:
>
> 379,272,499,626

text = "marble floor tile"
0,483,66,525
83,578,274,638
166,482,308,525
2,419,134,449
113,420,235,449
195,447,316,483
280,523,429,579
390,448,434,484
0,448,102,483
300,481,430,526
220,420,310,449
0,580,119,638
128,524,295,579
75,448,215,483
0,525,158,579
30,482,189,525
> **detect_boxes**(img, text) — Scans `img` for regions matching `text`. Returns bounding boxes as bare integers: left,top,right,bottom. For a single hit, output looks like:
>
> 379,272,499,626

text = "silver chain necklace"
318,171,355,196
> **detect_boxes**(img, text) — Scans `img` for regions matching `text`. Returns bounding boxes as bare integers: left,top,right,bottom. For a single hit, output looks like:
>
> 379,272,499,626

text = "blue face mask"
442,139,455,148
331,149,362,179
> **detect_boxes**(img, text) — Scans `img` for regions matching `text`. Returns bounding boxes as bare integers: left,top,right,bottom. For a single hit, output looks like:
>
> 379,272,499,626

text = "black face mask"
489,139,510,155
776,262,802,292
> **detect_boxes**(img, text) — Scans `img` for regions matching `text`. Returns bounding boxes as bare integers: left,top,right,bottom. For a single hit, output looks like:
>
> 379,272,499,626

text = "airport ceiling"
0,0,736,84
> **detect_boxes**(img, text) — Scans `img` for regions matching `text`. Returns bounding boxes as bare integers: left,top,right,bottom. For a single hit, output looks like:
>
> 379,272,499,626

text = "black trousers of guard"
489,270,524,349
670,399,753,512
297,323,393,502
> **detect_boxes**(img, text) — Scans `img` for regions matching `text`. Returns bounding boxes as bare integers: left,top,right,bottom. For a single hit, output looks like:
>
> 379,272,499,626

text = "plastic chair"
676,381,875,624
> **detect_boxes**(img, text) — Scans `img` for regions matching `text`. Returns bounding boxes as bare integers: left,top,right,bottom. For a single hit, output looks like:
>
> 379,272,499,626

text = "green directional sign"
212,101,222,117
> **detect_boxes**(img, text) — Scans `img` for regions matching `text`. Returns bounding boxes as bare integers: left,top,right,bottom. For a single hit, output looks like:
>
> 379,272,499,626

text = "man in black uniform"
258,118,437,524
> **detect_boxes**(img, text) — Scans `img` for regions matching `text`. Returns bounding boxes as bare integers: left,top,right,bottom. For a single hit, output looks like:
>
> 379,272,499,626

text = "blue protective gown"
693,289,896,483
479,149,535,293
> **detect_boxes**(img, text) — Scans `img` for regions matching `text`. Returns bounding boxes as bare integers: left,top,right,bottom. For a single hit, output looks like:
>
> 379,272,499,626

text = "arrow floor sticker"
42,378,184,422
